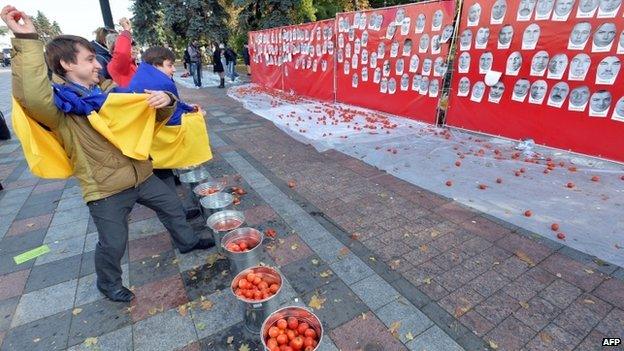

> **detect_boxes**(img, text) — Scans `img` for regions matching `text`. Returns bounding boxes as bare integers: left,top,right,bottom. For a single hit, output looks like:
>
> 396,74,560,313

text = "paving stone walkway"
0,74,621,350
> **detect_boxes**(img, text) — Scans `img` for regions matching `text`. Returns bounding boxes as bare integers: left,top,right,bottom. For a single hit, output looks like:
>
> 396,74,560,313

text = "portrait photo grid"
249,28,286,90
447,0,624,161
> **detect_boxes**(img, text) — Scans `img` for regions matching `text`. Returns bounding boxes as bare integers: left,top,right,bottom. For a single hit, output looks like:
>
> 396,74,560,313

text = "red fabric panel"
249,29,285,90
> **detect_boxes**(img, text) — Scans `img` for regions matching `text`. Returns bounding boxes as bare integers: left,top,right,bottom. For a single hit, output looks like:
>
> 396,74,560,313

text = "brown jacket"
11,37,174,202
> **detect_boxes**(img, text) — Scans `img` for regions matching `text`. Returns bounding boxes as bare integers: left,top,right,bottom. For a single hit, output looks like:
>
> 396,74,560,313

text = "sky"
14,0,134,40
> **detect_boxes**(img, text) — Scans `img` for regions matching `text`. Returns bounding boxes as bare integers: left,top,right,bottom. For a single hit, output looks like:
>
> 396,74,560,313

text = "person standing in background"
187,40,202,88
91,27,115,80
242,43,251,76
107,17,137,87
213,43,225,88
224,45,239,82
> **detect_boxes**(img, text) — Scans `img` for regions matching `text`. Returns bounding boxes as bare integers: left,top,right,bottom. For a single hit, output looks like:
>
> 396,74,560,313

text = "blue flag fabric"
52,82,130,115
127,63,194,125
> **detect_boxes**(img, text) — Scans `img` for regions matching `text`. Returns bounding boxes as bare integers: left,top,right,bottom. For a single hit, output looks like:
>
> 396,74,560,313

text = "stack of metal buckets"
177,166,323,350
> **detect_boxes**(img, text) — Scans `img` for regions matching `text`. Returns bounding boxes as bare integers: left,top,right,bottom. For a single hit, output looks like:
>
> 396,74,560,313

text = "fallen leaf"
197,322,206,330
239,343,250,351
338,247,349,257
369,256,376,262
33,338,41,343
319,270,333,278
583,299,595,304
26,223,34,228
200,300,214,310
389,321,401,336
84,337,98,347
539,331,553,343
583,268,594,274
390,260,401,270
454,306,469,317
72,308,83,316
227,336,234,344
422,277,432,285
361,312,367,320
311,259,319,265
177,305,188,317
556,273,562,278
519,301,529,309
419,244,429,253
488,340,499,349
291,243,299,251
514,250,536,267
405,332,415,341
308,294,326,310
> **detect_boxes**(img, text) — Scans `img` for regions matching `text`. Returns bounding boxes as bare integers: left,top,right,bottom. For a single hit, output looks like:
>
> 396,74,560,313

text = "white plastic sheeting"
174,70,241,88
228,84,624,267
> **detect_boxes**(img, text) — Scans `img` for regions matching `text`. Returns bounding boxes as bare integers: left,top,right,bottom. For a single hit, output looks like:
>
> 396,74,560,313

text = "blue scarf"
52,82,129,116
127,63,194,125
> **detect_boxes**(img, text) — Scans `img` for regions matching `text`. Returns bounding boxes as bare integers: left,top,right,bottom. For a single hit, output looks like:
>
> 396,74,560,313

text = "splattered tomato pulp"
213,219,242,232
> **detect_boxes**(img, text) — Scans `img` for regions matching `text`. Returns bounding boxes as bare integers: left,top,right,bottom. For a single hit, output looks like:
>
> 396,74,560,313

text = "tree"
295,0,317,23
132,0,167,47
32,11,62,43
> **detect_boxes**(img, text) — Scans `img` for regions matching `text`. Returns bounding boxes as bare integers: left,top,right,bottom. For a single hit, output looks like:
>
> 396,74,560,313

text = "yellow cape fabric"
11,98,73,179
86,93,158,160
151,110,213,169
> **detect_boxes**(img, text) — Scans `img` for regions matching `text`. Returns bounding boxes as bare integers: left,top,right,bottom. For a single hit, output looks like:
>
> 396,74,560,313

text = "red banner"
282,19,336,101
334,1,457,124
249,28,285,90
446,0,624,162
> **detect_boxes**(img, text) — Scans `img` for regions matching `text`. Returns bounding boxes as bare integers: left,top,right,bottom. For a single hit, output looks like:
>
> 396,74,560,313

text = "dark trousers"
153,168,196,211
190,62,202,87
87,175,199,290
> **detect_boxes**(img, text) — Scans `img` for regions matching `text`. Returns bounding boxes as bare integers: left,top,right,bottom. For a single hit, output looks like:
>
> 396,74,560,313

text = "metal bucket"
222,227,264,274
178,167,211,206
207,210,245,254
200,192,234,218
231,266,283,334
260,306,324,351
193,180,227,198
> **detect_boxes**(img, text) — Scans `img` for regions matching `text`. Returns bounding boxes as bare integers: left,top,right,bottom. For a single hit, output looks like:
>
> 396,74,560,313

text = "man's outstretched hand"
0,6,36,34
145,90,173,109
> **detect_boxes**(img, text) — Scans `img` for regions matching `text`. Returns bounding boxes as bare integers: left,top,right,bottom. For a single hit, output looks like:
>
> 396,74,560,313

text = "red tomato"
258,281,269,290
297,322,309,335
551,223,559,231
289,336,304,350
246,273,256,282
276,319,288,330
269,327,280,338
304,328,317,339
253,276,262,286
238,279,248,289
269,284,280,293
239,242,249,251
303,337,315,347
287,317,299,330
253,291,262,300
267,338,279,349
524,210,532,217
276,334,289,346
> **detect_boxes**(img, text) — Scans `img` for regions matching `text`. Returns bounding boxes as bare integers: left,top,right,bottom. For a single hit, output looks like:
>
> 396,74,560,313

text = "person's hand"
145,90,172,108
0,6,36,34
191,104,200,112
119,17,131,32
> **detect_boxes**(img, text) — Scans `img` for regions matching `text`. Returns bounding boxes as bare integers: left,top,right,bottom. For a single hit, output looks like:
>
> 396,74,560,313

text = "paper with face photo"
431,36,441,54
595,56,621,85
522,24,541,50
471,82,486,102
529,80,548,104
410,55,420,73
388,78,397,94
422,59,432,76
380,78,388,93
491,0,508,24
394,8,406,26
337,49,344,63
597,0,621,17
497,25,514,49
475,27,490,49
396,59,405,75
390,41,399,58
592,23,617,52
611,97,624,121
432,10,444,31
506,52,522,75
547,82,570,107
458,77,471,96
547,54,568,79
576,0,599,17
568,54,591,80
352,54,359,69
312,59,318,72
344,62,350,75
374,67,382,83
618,31,624,53
420,77,429,95
434,58,447,77
401,18,411,36
400,74,410,91
321,60,328,71
517,0,537,20
419,34,430,53
460,30,473,50
352,73,359,88
479,52,493,74
361,49,369,65
552,0,575,20
377,43,386,59
354,39,361,55
429,80,440,97
412,75,422,92
415,14,426,33
403,40,413,57
530,51,549,76
338,34,345,48
512,79,531,101
441,25,454,43
467,3,481,26
359,13,367,29
568,86,590,111
386,25,397,40
370,53,378,68
458,52,471,73
345,43,352,58
535,0,555,20
383,60,391,77
589,91,612,116
488,82,505,103
361,67,369,81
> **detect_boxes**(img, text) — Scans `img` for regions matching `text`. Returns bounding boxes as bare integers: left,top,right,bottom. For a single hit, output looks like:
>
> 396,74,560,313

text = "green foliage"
32,11,62,44
295,0,317,23
132,0,167,46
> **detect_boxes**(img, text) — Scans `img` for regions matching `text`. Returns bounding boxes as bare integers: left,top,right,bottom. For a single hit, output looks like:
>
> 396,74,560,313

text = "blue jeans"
227,61,238,81
189,62,202,87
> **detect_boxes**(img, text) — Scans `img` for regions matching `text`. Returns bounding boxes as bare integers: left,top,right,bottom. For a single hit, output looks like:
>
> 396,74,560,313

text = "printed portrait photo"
431,35,441,54
352,73,359,88
491,0,508,24
419,34,430,53
432,10,444,31
459,52,471,73
568,85,591,111
522,23,541,49
380,77,388,93
434,57,447,77
460,29,473,50
429,79,440,97
403,39,413,57
517,0,537,21
351,54,359,69
420,76,430,95
362,49,369,65
401,17,411,35
458,77,471,96
410,54,420,73
488,81,505,103
611,96,624,121
471,81,486,102
374,67,382,83
415,14,426,33
589,90,612,116
618,30,624,54
422,58,433,76
468,3,482,26
412,75,422,92
577,0,599,17
498,25,514,49
553,0,575,20
512,78,531,101
476,27,491,49
595,56,621,85
396,58,405,75
529,80,548,104
535,0,555,20
597,0,621,17
568,22,591,49
377,42,386,59
362,67,369,81
506,51,523,75
547,53,568,79
530,50,550,76
383,59,391,77
400,73,410,91
592,22,617,52
370,52,378,68
441,25,454,43
388,77,397,94
547,81,570,107
568,53,591,80
390,40,400,58
479,51,494,74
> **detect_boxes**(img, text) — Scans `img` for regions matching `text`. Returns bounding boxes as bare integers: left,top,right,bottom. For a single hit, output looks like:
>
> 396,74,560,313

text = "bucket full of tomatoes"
231,266,283,334
222,227,264,274
261,306,323,351
207,210,245,254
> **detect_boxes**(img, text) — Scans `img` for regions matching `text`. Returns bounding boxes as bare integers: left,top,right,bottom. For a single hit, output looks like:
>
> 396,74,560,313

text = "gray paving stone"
219,116,239,124
24,254,81,293
313,236,348,265
208,132,228,147
0,228,46,255
1,310,71,351
302,279,368,330
82,232,98,253
43,218,89,243
75,264,129,306
174,245,219,273
0,296,19,331
375,298,434,344
406,325,465,351
55,196,86,211
61,186,82,199
352,274,401,311
191,289,244,338
133,308,197,351
34,236,85,266
329,252,375,285
67,325,132,351
128,217,166,240
68,298,132,347
0,143,19,154
50,207,90,228
11,279,77,327
210,110,227,117
280,254,338,295
318,336,340,351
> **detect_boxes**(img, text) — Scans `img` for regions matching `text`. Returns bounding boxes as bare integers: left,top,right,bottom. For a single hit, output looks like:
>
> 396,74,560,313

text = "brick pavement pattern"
0,71,622,350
